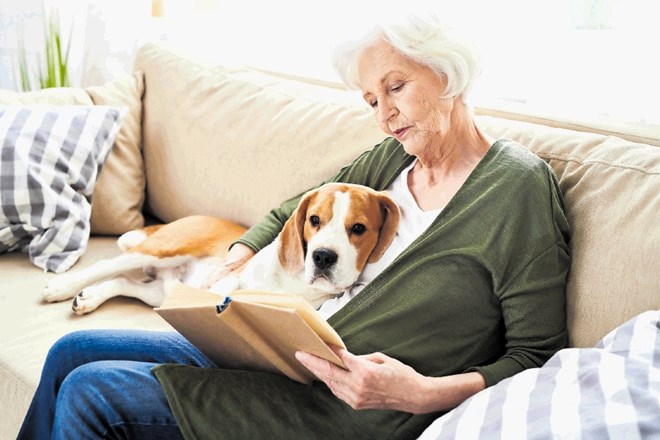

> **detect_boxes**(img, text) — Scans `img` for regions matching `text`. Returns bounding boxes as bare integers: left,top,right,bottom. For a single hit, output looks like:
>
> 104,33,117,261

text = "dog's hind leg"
72,276,167,315
43,253,190,303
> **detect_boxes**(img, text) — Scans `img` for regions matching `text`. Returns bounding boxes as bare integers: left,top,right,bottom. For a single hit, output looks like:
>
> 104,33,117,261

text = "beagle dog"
42,183,400,314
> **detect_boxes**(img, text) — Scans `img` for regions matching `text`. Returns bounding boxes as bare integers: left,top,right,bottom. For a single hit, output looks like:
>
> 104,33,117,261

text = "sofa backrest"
134,43,659,348
133,43,386,228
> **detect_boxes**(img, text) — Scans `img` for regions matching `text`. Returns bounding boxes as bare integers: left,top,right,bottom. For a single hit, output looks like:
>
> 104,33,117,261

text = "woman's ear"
368,192,401,263
277,192,314,275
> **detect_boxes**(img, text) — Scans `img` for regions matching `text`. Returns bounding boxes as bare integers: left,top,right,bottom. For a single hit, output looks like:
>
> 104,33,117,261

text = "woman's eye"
310,215,320,226
351,224,366,235
369,99,378,109
390,83,404,93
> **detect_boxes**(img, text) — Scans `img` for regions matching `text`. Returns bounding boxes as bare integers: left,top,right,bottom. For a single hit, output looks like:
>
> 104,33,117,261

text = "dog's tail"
117,224,164,252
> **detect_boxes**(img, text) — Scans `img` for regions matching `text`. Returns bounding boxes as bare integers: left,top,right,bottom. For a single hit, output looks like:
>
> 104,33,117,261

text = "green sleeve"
235,137,410,252
466,166,571,386
467,242,570,385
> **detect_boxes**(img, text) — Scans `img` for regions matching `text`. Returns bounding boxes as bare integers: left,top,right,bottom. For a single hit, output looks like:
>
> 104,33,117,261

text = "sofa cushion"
477,115,660,348
0,87,93,106
0,105,125,273
0,73,146,235
85,72,146,235
133,43,386,227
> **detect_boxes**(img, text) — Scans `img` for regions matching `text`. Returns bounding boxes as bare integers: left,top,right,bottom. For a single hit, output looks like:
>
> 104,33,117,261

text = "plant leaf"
15,5,72,91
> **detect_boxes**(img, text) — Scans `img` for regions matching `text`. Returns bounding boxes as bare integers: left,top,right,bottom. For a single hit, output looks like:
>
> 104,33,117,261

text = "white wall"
0,0,43,90
78,0,151,86
0,0,150,91
1,0,658,124
142,0,660,124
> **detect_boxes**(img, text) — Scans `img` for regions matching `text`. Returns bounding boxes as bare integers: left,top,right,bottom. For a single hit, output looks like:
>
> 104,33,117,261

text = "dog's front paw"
71,290,103,315
43,274,84,303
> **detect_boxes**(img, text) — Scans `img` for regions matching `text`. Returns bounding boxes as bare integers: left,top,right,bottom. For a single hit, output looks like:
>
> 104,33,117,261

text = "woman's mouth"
393,126,411,139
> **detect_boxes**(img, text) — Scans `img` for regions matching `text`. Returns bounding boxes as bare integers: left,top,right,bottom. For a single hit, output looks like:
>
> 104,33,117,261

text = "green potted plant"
16,7,73,91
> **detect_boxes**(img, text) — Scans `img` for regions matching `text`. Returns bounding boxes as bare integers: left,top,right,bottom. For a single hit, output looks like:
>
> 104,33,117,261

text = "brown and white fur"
42,183,400,314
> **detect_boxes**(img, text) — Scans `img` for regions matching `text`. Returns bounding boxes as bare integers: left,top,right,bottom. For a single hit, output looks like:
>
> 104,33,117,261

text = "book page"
159,282,227,308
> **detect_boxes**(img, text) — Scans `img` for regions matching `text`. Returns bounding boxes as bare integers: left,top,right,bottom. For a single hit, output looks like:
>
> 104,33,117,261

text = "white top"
317,160,442,320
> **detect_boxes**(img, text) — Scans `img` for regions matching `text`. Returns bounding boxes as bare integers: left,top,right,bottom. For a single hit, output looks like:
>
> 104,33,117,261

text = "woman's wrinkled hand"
200,243,255,289
295,346,431,414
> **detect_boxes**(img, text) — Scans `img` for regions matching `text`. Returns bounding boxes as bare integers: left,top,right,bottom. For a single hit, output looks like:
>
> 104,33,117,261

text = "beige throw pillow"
0,87,93,106
85,72,146,234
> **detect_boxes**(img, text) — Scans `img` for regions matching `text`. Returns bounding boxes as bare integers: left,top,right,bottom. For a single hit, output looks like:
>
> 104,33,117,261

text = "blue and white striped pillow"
418,310,660,440
0,105,126,273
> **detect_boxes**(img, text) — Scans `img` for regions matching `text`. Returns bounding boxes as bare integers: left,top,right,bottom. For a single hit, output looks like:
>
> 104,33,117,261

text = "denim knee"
43,330,91,377
52,360,182,439
56,362,98,414
53,362,111,438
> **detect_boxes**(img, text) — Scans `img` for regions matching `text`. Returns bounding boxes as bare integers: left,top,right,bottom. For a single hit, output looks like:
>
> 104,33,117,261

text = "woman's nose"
377,98,397,123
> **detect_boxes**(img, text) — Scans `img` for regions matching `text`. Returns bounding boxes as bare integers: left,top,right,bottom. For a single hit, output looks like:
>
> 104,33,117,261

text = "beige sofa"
1,43,658,439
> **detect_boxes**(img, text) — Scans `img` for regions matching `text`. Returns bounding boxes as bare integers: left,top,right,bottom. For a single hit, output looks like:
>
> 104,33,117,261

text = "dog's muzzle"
308,247,354,293
312,248,338,272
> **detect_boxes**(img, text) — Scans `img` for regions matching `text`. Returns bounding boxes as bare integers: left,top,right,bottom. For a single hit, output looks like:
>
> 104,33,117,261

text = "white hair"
332,14,480,101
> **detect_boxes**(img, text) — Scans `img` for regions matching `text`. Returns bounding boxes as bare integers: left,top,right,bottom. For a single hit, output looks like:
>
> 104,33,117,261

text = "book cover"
155,282,346,384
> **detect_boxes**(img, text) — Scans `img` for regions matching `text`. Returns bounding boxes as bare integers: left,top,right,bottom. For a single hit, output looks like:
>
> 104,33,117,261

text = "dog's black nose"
312,248,338,270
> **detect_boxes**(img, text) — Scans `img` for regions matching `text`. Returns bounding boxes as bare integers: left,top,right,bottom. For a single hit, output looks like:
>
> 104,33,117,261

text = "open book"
155,282,346,385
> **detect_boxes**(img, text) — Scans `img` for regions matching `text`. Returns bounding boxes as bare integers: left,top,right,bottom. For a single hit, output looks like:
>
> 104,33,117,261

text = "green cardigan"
153,138,571,439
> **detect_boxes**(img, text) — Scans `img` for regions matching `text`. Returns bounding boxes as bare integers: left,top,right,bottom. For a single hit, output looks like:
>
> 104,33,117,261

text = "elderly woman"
18,15,570,440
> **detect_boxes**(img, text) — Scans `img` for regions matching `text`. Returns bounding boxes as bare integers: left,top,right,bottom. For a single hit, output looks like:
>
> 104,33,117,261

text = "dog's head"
277,183,400,293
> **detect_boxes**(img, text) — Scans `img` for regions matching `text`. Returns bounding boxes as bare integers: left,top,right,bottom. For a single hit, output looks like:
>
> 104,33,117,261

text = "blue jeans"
17,329,216,439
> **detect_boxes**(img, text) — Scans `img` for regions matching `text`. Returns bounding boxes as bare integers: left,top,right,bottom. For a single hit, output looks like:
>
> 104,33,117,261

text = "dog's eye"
351,224,366,235
310,215,320,227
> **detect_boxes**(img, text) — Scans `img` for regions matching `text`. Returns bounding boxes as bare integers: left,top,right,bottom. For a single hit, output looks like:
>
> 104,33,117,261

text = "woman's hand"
296,347,431,413
295,347,486,414
200,243,255,289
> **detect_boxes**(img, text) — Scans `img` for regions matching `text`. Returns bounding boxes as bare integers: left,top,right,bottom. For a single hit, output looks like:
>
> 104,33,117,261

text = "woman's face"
358,38,455,157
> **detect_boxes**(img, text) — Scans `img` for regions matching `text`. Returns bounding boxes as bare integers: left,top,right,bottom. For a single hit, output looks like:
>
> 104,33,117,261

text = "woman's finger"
358,351,389,364
334,347,372,373
295,351,340,379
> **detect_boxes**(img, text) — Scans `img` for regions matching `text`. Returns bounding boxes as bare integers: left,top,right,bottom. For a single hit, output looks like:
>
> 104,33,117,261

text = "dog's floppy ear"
367,192,401,263
277,191,314,275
